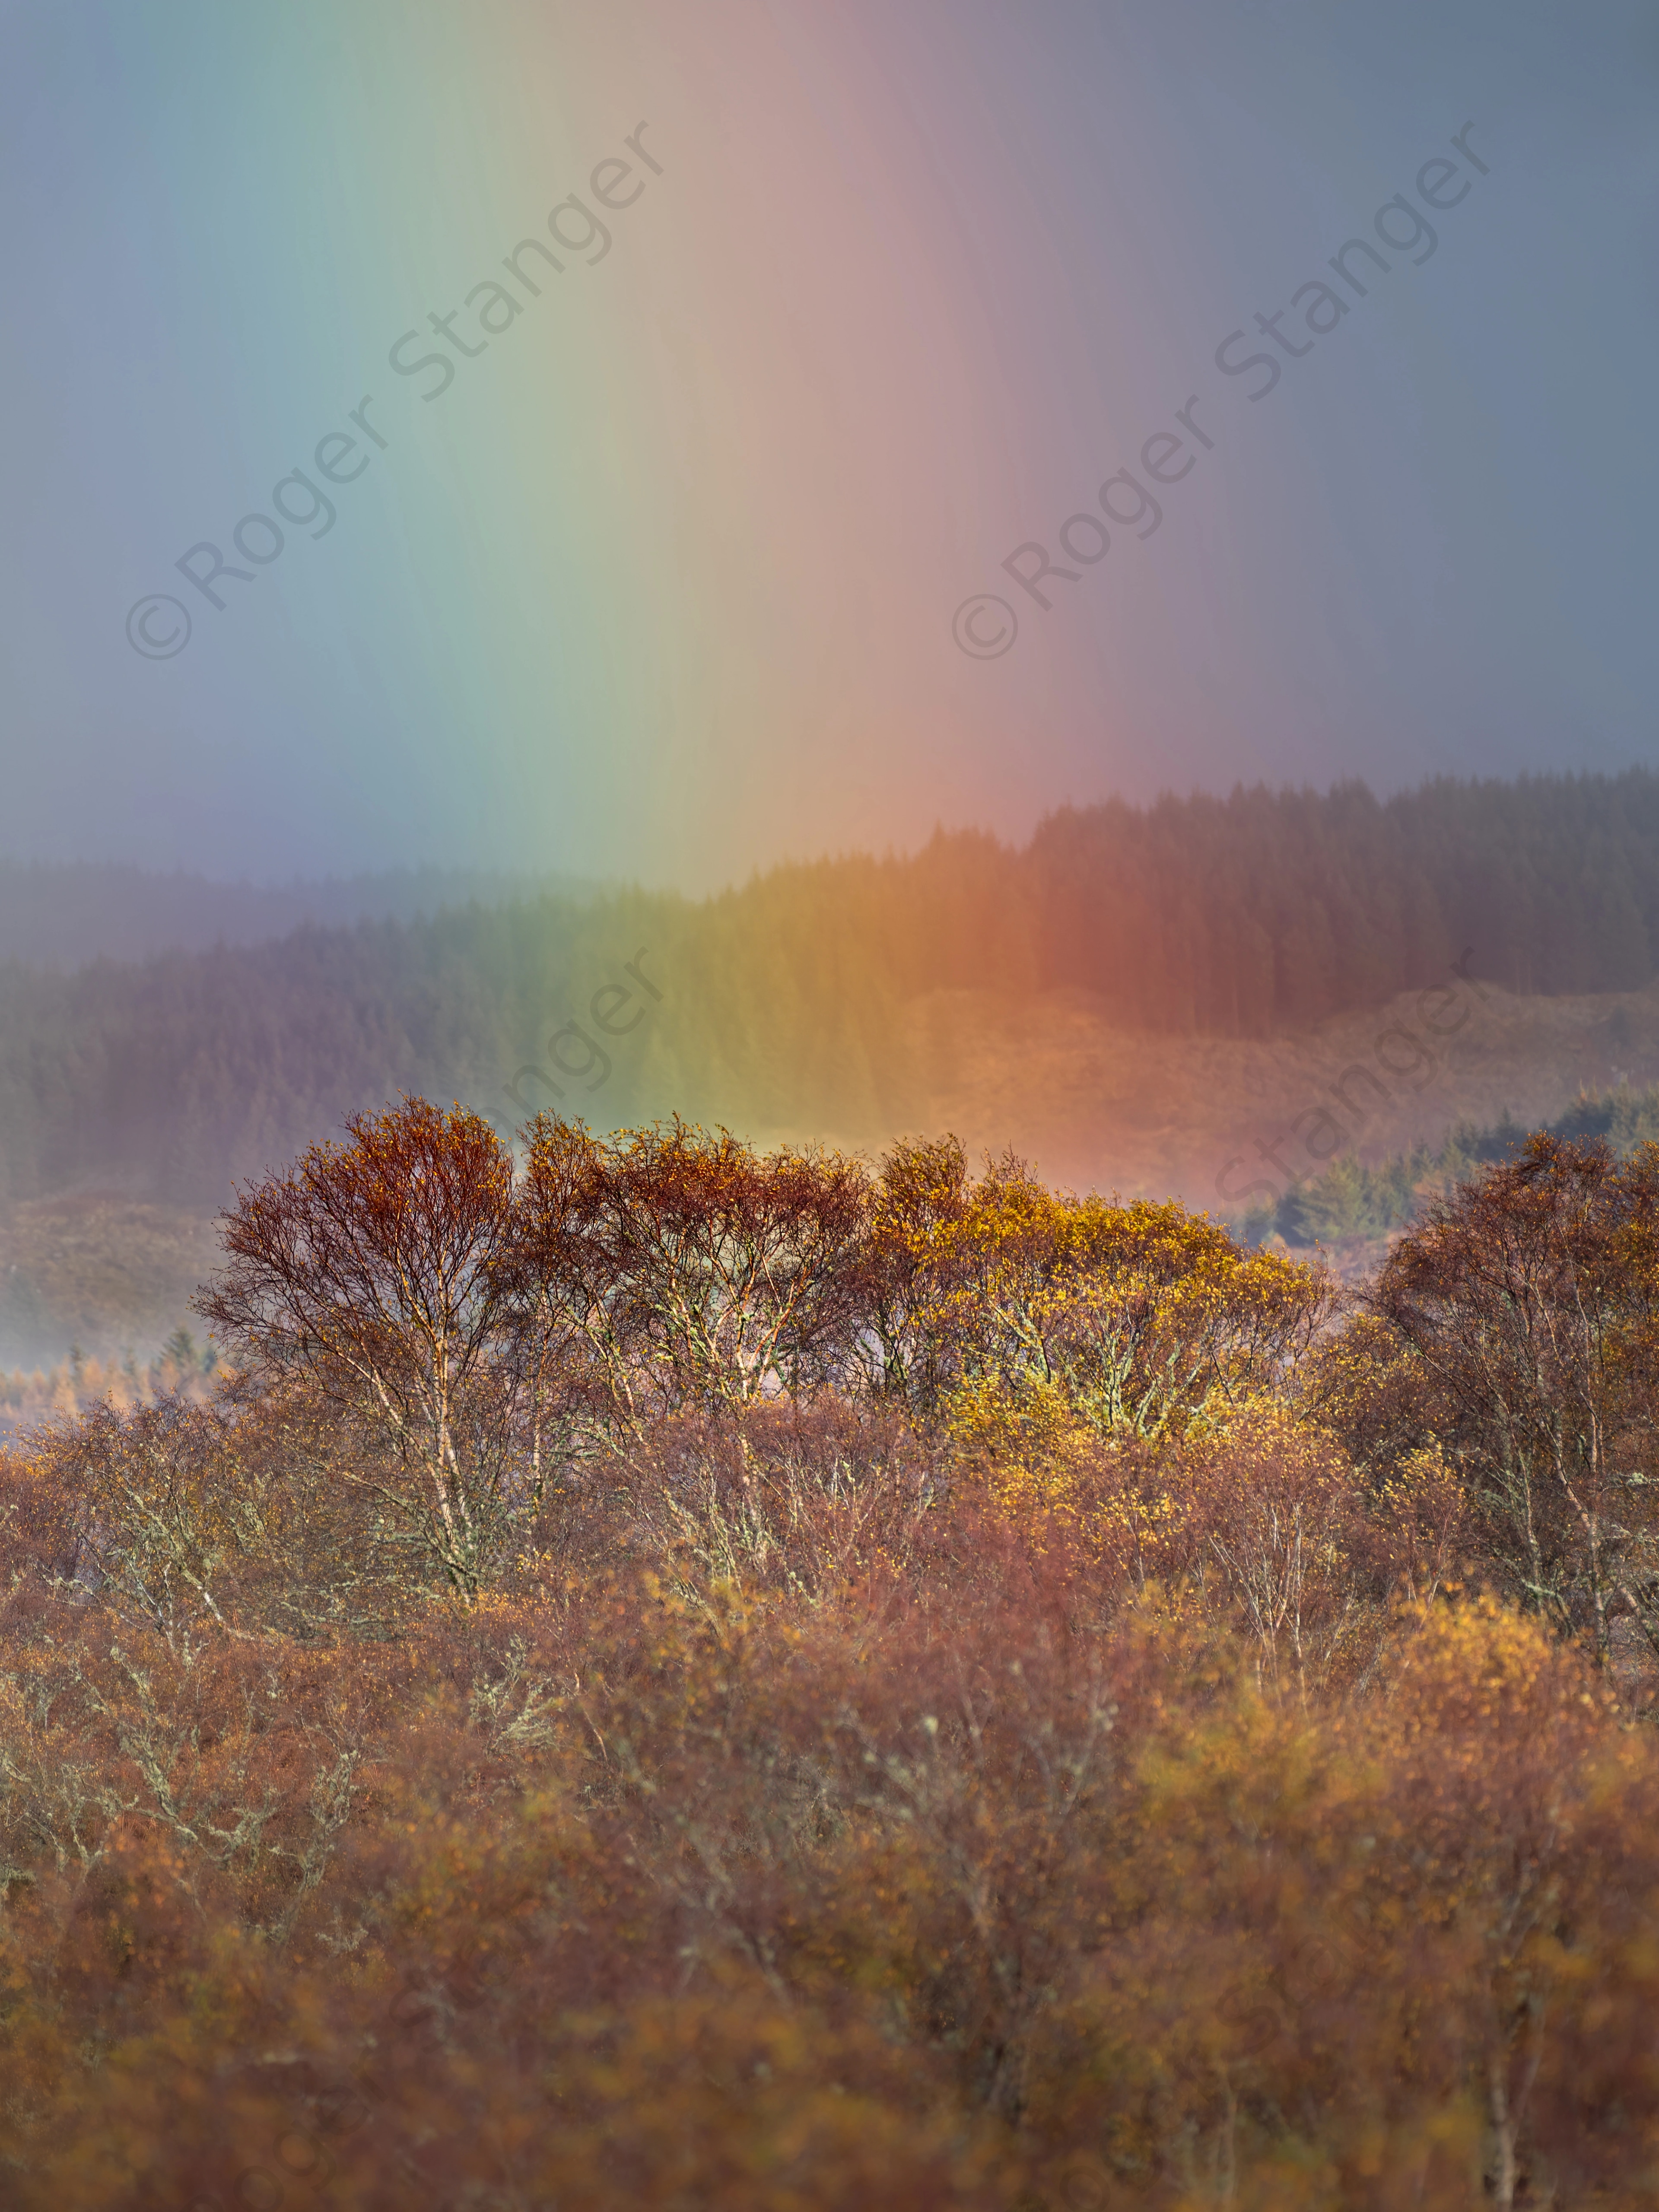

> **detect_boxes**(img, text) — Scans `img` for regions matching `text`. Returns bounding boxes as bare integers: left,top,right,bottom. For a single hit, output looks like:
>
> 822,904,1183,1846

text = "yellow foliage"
925,1170,1331,1466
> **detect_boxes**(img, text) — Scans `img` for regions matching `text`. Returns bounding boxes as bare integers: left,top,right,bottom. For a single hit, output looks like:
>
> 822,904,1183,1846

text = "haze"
2,0,1654,891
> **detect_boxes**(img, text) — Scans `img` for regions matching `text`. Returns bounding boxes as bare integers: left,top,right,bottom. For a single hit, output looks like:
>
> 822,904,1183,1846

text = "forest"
1260,1079,1659,1246
4,1097,1659,2206
6,768,1659,1207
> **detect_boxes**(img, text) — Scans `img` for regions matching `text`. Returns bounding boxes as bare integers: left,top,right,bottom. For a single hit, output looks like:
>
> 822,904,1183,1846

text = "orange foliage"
2,1105,1659,2206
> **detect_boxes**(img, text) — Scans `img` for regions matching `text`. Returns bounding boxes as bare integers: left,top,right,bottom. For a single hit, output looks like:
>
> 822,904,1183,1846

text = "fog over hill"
0,859,605,969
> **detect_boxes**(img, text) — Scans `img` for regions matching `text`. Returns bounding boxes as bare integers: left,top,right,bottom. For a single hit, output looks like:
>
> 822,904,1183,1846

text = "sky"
2,0,1655,891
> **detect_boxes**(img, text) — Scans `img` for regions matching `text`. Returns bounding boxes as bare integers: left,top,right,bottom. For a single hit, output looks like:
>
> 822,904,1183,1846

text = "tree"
917,1160,1333,1462
195,1098,519,1595
1190,1402,1366,1702
842,1133,970,1409
509,1116,872,1427
1367,1135,1659,1663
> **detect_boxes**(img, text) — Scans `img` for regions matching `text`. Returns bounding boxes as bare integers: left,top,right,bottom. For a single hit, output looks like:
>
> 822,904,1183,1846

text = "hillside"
6,770,1659,1217
0,1194,222,1372
6,770,1659,1369
897,972,1659,1204
0,858,602,968
3,969,1652,1376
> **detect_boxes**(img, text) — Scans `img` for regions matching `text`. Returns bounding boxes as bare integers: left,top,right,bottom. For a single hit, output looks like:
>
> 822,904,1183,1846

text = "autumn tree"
195,1098,521,1595
838,1133,971,1409
493,1112,619,1487
1368,1134,1659,1663
913,1157,1333,1481
507,1116,871,1426
1186,1402,1367,1700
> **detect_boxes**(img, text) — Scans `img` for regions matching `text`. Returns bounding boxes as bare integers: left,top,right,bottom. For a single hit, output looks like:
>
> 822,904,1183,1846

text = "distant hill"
0,1193,220,1373
4,769,1659,1223
4,966,1653,1376
0,860,605,969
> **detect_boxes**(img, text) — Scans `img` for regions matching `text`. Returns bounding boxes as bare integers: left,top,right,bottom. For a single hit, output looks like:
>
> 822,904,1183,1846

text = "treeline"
1023,770,1659,1025
0,1327,217,1437
1262,1081,1659,1246
5,1107,1659,2203
6,769,1659,1206
0,856,598,968
0,886,912,1207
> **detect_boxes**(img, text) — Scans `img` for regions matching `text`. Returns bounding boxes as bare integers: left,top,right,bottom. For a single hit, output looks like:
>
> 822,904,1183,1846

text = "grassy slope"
0,1195,221,1370
886,976,1659,1207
